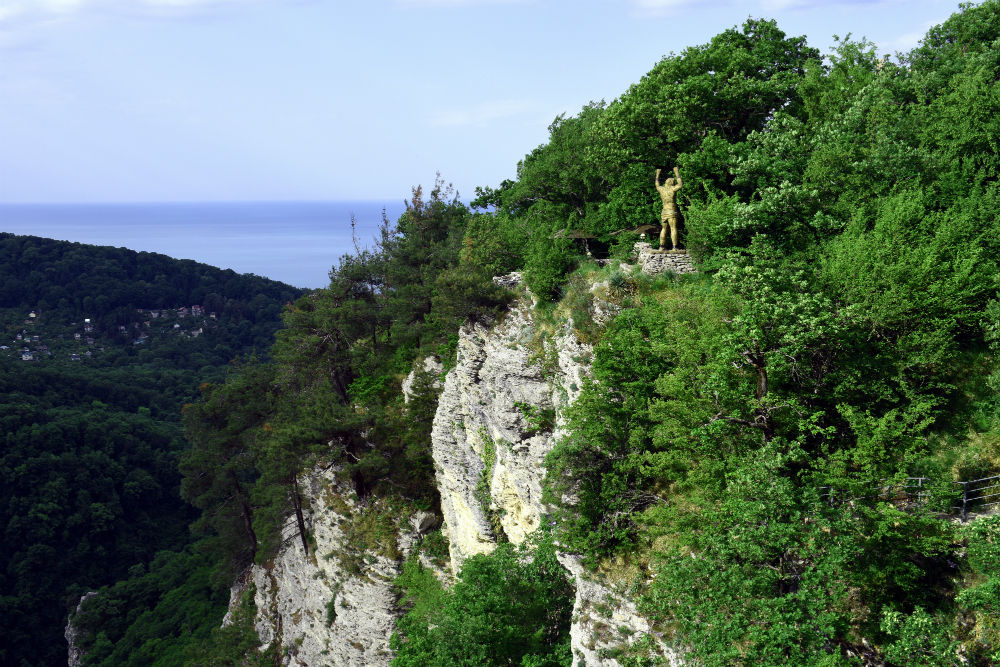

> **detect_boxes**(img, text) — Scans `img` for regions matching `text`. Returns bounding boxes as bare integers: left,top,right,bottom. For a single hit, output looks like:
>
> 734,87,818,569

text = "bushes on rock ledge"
391,529,573,667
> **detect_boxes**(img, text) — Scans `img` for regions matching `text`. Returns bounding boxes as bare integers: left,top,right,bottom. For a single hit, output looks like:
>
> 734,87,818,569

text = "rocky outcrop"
225,268,675,667
66,591,99,667
401,356,444,402
431,275,592,571
558,555,681,667
227,465,427,667
430,272,679,667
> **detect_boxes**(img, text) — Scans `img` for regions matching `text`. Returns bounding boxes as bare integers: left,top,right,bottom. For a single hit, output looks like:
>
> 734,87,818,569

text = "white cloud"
428,99,536,127
879,17,944,53
0,0,305,25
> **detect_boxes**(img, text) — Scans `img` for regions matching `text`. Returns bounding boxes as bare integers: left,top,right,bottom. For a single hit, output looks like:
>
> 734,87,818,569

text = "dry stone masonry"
634,242,696,276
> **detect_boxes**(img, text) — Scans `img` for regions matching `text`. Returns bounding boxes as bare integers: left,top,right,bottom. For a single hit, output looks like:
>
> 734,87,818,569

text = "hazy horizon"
0,200,410,289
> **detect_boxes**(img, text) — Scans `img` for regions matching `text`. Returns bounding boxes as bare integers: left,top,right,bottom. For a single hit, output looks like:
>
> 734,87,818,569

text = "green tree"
180,365,273,581
391,529,573,667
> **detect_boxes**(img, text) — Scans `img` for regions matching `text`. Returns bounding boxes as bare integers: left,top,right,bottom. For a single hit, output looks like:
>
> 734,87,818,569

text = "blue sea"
0,201,409,289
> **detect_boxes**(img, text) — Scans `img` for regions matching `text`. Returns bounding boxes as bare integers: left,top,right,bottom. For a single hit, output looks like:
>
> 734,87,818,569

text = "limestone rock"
428,280,681,666
492,271,524,289
226,465,424,667
588,280,621,326
65,591,99,667
217,268,681,666
410,510,437,534
430,293,592,571
558,555,682,667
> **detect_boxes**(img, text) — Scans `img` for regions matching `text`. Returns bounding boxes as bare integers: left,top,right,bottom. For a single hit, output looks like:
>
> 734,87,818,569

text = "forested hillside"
49,2,1000,666
0,239,304,667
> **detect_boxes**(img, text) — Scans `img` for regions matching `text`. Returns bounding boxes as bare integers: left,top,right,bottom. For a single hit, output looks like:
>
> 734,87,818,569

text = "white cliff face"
65,591,98,667
558,555,682,667
430,272,681,667
225,268,681,667
430,279,593,571
227,465,428,667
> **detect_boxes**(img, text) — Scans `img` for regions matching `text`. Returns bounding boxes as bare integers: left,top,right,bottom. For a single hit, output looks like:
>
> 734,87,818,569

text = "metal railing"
818,475,1000,522
954,475,1000,522
819,477,932,508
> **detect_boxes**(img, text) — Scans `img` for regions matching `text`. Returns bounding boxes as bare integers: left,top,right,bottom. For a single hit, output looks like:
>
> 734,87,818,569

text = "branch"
708,411,768,430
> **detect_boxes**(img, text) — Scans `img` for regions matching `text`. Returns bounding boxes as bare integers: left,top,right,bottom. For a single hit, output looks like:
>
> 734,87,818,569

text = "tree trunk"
292,476,309,555
745,350,774,442
228,469,258,560
330,366,350,405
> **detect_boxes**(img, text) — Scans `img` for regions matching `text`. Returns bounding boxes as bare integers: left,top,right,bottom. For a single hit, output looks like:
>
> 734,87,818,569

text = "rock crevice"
431,287,592,570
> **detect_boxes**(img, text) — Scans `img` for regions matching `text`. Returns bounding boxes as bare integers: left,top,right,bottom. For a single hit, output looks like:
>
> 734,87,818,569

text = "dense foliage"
19,3,1000,665
530,3,1000,664
70,548,230,667
0,233,302,319
0,233,303,367
472,18,820,299
391,529,573,667
0,240,300,667
0,361,195,667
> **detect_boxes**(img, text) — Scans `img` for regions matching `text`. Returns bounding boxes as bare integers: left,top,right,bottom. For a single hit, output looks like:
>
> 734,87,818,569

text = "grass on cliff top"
525,256,708,354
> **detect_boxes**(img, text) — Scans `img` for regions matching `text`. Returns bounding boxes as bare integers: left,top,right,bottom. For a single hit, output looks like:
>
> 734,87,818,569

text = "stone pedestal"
634,242,696,276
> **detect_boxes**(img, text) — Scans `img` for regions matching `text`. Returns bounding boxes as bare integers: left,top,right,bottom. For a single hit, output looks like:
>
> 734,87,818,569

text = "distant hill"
0,232,303,318
0,233,307,371
0,234,310,667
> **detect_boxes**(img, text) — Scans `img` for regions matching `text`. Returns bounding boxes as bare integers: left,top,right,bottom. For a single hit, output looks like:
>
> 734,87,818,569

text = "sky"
0,0,961,205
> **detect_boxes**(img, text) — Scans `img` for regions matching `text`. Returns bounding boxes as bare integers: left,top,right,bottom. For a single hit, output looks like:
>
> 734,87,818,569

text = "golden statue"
655,167,682,250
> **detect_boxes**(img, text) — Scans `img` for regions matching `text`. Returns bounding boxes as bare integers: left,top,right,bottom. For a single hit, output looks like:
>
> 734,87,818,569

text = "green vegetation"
69,548,229,667
534,3,1000,664
0,238,300,667
391,529,573,667
9,3,1000,665
1,233,304,375
0,360,196,667
0,233,302,327
182,583,277,667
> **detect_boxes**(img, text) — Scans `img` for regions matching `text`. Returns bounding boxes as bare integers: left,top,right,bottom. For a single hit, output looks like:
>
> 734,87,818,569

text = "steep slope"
431,275,591,569
230,465,433,667
221,266,675,667
428,271,680,667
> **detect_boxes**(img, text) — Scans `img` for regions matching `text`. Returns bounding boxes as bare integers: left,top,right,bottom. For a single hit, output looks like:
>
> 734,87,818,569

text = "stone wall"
634,243,696,276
